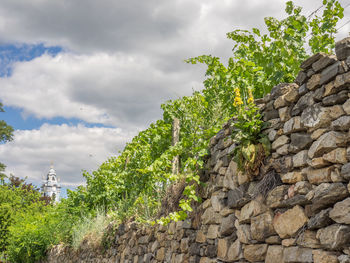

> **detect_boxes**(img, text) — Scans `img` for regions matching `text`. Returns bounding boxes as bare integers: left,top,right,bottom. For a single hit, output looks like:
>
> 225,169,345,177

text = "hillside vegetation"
0,1,345,262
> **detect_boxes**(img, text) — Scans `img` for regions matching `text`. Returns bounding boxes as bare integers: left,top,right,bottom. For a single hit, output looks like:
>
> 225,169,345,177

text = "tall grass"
71,209,111,250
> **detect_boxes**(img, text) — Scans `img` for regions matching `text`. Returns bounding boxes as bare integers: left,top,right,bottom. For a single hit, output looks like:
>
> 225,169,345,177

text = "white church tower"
42,164,61,203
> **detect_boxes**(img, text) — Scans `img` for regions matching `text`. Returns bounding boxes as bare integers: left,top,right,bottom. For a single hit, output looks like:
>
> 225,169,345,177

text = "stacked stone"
45,38,350,263
257,37,350,263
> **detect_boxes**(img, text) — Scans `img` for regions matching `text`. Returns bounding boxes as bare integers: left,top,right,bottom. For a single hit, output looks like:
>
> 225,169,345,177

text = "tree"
0,102,14,183
0,176,42,255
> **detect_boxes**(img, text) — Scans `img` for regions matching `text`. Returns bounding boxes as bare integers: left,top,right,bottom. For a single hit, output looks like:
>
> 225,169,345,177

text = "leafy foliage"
0,102,14,184
1,1,346,261
187,0,343,100
6,202,77,263
0,176,42,254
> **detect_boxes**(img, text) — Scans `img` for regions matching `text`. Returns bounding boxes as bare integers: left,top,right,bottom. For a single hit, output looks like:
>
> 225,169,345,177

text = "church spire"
42,163,61,203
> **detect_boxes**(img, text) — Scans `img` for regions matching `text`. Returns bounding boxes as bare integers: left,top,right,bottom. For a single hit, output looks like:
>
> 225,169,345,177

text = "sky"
0,0,349,196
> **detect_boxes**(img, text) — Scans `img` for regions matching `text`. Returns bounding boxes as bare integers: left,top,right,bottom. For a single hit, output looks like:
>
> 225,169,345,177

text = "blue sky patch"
0,43,114,130
1,105,113,130
0,43,62,77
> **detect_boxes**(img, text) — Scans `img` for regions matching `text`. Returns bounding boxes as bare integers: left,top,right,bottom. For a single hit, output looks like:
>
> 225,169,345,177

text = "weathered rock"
270,83,298,100
341,162,350,180
237,171,252,186
320,61,341,85
281,171,305,184
282,238,296,247
336,37,350,60
243,244,268,262
332,116,350,131
294,181,312,195
331,167,344,183
296,230,321,249
284,85,300,103
217,239,229,260
265,245,284,263
311,128,328,140
273,205,308,238
339,254,350,263
236,222,253,244
289,133,313,153
292,91,315,116
213,159,224,173
211,192,226,212
227,187,250,209
296,71,307,85
283,116,305,134
335,71,350,89
156,247,166,261
223,161,238,190
201,207,222,225
199,257,214,263
312,54,337,72
329,198,350,224
314,85,325,101
301,104,344,131
317,224,350,250
299,83,308,95
312,250,339,263
322,90,349,106
323,148,347,164
324,72,350,98
343,99,350,115
279,194,310,208
277,144,289,155
308,131,347,159
266,185,289,208
283,247,313,263
274,96,287,110
271,156,293,174
239,199,267,223
301,53,326,69
220,207,235,217
272,135,290,150
293,150,309,168
195,231,206,243
264,109,280,121
205,244,217,257
323,80,337,97
307,208,332,230
279,107,292,122
310,183,349,212
267,129,277,142
220,214,236,236
265,235,282,245
226,239,242,262
307,74,321,90
206,225,219,239
189,243,200,256
218,167,227,175
310,157,331,168
180,238,189,253
305,166,333,184
251,210,276,241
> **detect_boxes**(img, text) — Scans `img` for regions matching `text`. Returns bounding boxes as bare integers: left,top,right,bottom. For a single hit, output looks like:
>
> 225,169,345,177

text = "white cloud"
1,0,349,187
0,124,134,187
0,52,204,129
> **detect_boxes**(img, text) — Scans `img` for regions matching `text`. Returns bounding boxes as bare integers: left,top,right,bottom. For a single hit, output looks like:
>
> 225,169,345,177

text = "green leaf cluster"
1,1,346,260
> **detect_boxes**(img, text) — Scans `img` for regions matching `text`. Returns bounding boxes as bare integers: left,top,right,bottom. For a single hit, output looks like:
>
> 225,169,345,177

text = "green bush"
6,203,76,263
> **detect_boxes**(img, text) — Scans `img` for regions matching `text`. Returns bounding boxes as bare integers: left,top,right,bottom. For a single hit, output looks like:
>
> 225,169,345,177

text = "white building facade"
42,165,61,203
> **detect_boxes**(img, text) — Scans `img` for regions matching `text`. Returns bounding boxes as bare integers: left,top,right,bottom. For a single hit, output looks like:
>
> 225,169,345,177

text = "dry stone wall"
46,37,350,263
